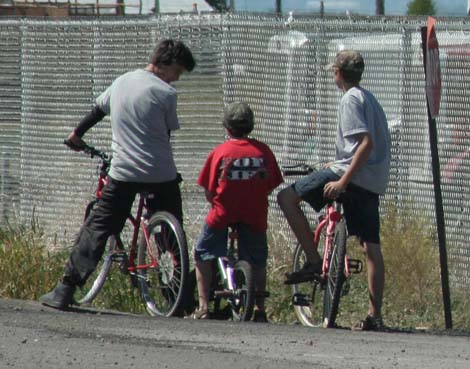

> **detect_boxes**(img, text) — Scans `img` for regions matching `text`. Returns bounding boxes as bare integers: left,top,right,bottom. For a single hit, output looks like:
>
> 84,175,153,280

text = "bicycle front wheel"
291,241,329,327
74,237,115,305
137,211,189,317
75,200,131,306
324,220,347,328
229,260,255,321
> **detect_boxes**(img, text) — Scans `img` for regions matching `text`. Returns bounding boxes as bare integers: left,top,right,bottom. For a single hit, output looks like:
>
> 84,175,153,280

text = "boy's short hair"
150,39,196,72
223,102,254,138
328,50,364,84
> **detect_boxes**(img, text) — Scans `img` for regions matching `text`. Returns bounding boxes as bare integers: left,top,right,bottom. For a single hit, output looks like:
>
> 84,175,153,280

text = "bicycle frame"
217,228,238,291
315,201,352,279
86,146,160,278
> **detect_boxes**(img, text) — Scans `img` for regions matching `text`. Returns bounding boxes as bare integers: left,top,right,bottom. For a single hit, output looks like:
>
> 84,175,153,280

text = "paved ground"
0,298,469,369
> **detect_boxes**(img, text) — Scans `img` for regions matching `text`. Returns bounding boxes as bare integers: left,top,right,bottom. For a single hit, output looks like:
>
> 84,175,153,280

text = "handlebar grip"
63,139,85,151
281,163,315,176
282,169,312,176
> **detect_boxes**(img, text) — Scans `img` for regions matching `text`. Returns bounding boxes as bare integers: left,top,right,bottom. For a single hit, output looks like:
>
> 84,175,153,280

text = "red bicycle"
68,141,189,317
282,163,363,328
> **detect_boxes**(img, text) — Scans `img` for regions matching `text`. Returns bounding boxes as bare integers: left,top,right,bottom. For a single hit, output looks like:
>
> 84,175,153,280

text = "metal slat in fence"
0,14,468,286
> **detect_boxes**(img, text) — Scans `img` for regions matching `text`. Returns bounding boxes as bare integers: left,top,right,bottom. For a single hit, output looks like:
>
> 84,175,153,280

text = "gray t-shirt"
96,69,179,183
329,86,391,195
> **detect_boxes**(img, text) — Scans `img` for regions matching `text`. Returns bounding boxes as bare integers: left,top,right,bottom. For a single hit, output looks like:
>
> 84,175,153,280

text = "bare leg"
362,241,385,318
195,259,213,312
277,187,321,264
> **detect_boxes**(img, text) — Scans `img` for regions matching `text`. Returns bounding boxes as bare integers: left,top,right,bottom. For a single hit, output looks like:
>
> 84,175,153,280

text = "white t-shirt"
96,69,179,183
329,86,391,195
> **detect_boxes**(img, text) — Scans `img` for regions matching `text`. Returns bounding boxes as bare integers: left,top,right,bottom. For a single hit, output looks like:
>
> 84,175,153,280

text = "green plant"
1,206,469,333
0,224,65,300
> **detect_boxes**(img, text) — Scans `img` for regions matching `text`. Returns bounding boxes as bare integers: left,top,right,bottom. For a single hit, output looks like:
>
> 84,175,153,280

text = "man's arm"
323,133,373,198
66,105,106,151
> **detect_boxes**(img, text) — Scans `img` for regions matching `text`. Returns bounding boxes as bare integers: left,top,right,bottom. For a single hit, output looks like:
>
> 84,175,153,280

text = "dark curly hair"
150,39,196,72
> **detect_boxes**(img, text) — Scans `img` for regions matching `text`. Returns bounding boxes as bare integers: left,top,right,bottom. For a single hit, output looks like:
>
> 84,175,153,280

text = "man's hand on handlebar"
65,132,86,151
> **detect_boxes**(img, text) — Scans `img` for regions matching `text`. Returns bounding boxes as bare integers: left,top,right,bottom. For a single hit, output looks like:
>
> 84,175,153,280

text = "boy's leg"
237,225,268,320
193,224,227,317
195,259,212,313
40,178,135,309
362,241,384,319
344,184,385,330
277,187,321,264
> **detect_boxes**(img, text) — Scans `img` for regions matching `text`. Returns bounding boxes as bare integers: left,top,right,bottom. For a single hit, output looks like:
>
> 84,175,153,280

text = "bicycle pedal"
292,293,310,307
347,259,363,274
214,289,234,298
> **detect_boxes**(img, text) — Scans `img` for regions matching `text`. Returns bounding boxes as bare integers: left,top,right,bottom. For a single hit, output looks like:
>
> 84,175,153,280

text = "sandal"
186,309,209,320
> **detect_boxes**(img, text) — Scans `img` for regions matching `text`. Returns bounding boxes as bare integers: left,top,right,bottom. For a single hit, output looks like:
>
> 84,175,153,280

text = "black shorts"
292,168,381,244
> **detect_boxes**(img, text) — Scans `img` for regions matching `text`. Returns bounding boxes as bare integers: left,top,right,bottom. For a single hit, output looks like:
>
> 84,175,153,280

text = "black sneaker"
356,315,386,332
39,281,75,310
284,261,322,285
253,310,268,323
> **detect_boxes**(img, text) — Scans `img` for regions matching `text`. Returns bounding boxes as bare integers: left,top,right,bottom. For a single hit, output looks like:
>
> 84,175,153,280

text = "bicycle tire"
325,220,347,328
229,260,255,321
74,238,115,305
137,211,189,317
75,200,129,306
291,238,330,327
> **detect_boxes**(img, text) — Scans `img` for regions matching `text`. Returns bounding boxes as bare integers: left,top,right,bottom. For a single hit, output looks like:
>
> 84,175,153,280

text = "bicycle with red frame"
282,163,363,328
66,140,189,317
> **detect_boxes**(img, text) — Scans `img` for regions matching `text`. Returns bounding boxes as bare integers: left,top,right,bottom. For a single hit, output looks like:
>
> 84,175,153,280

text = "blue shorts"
194,223,268,268
292,168,381,244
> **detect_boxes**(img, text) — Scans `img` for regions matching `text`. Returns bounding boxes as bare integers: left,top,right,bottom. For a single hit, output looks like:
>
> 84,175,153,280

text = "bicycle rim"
229,260,255,321
292,237,329,327
324,220,347,328
137,211,189,317
74,237,115,305
75,202,132,306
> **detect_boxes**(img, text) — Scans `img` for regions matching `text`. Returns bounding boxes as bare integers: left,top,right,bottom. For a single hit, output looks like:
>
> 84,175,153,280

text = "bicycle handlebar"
63,139,110,163
281,163,316,176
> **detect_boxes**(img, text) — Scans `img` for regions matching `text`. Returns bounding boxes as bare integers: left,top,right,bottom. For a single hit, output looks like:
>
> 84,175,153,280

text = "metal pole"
420,26,453,330
276,0,281,16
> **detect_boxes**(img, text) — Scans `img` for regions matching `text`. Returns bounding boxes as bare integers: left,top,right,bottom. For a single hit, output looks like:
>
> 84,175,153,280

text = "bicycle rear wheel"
137,211,189,317
325,220,347,327
229,260,255,321
291,239,329,327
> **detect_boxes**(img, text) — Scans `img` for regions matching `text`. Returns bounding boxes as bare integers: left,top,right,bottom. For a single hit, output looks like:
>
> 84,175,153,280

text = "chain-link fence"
0,14,468,286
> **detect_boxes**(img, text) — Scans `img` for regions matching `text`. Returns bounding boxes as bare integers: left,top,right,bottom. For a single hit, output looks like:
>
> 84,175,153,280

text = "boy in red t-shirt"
191,102,283,322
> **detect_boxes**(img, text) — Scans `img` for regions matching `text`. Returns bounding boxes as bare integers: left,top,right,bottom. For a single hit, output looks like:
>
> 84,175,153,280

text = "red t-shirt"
198,138,283,232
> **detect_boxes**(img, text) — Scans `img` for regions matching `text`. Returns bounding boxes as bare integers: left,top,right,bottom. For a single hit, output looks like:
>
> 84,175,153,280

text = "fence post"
420,22,453,330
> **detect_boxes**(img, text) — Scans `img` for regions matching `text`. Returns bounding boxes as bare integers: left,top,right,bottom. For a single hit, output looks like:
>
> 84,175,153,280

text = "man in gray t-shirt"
278,50,391,331
40,39,196,310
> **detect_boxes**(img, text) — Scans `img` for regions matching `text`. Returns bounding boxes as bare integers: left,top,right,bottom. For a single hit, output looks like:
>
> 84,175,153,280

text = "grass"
0,205,469,332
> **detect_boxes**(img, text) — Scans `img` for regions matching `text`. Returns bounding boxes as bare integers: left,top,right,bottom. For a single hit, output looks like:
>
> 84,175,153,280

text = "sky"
149,0,469,16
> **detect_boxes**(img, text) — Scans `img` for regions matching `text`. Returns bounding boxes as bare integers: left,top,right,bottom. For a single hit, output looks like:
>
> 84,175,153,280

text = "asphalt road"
0,298,469,369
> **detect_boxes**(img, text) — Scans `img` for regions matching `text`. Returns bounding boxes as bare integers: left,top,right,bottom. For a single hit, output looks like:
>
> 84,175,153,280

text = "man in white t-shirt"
278,50,391,331
40,39,195,310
